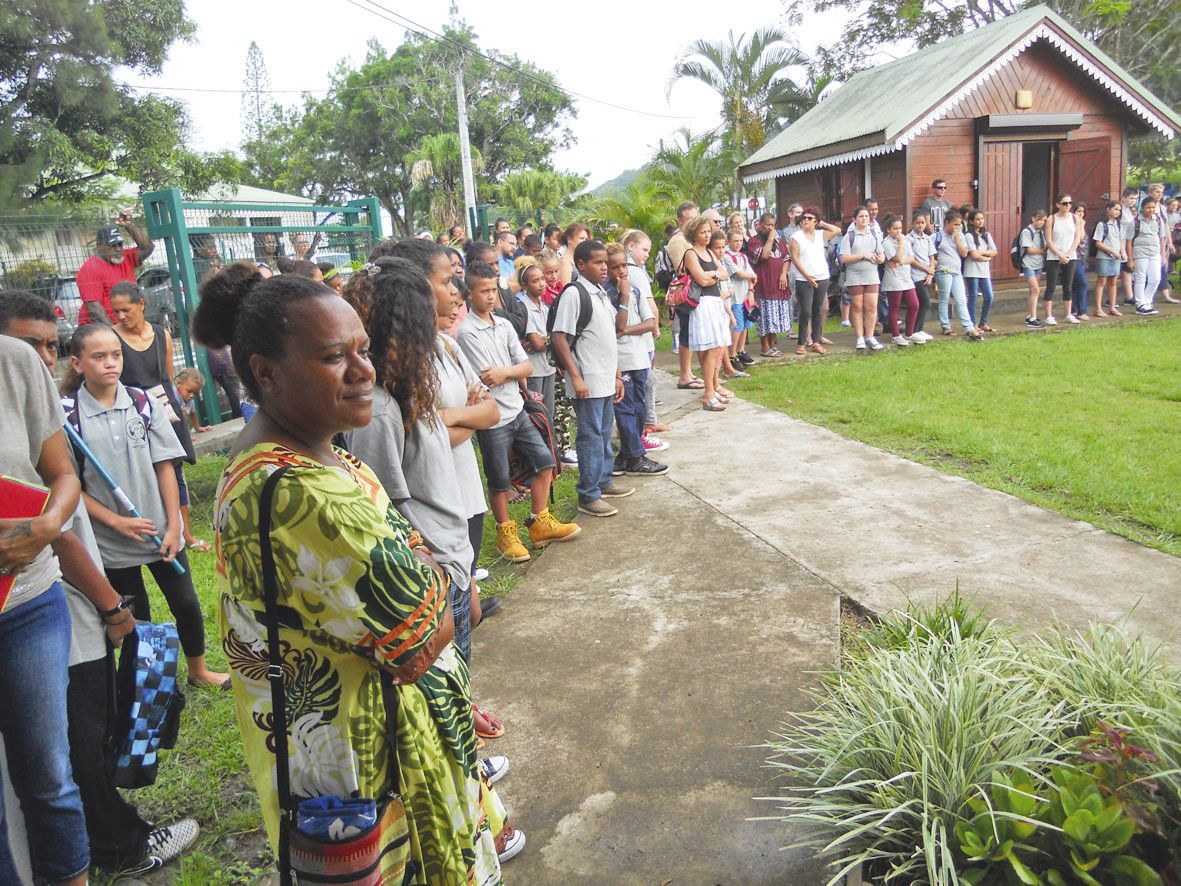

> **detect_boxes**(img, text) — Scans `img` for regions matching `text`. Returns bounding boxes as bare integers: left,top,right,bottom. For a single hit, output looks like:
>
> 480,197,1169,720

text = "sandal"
505,486,527,505
473,704,505,739
979,324,995,333
187,538,212,553
702,397,727,412
1109,306,1122,316
809,342,827,355
724,371,750,379
818,337,834,345
676,379,705,389
795,345,807,356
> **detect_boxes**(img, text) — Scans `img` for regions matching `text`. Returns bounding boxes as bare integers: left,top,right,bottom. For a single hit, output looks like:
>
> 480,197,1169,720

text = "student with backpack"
61,323,229,689
457,263,580,560
0,292,200,876
550,240,629,517
606,244,667,478
624,230,669,451
1093,200,1125,316
1125,197,1168,316
1018,211,1049,328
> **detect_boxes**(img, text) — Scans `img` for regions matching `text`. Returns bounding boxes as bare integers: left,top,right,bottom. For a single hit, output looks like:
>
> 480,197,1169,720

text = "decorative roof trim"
892,23,1175,148
742,143,899,184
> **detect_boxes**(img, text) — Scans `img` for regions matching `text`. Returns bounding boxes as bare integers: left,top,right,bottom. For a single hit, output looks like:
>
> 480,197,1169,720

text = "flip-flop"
473,704,505,739
676,379,705,389
188,538,212,553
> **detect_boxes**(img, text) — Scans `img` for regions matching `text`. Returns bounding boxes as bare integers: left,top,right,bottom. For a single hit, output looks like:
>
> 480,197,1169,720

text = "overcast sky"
123,0,845,193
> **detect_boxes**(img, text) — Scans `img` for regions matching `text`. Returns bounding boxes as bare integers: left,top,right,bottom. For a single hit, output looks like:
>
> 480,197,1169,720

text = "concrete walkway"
474,364,1181,884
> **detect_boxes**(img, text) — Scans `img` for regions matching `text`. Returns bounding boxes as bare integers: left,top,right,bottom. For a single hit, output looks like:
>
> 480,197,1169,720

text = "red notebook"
0,474,51,612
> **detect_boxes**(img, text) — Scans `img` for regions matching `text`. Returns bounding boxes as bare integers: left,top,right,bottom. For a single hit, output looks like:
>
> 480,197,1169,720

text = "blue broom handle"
63,423,186,575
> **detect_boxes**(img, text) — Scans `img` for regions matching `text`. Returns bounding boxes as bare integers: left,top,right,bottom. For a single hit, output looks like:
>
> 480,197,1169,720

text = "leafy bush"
763,597,1181,884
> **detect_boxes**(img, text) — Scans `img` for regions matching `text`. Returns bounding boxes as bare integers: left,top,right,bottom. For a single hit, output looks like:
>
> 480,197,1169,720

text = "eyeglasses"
1060,200,1073,205
934,185,947,190
801,215,817,221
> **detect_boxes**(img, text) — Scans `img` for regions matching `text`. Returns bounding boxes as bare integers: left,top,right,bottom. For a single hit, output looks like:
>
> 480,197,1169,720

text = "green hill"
590,166,644,197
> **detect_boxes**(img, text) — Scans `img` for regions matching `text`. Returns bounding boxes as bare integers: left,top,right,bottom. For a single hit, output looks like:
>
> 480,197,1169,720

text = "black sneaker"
1123,297,1136,305
612,456,626,476
1136,306,1159,315
624,456,669,476
1024,316,1045,328
737,351,755,366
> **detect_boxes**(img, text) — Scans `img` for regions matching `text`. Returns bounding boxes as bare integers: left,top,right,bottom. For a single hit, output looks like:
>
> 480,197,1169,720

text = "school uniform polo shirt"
71,383,186,568
551,279,618,400
519,294,555,379
456,311,528,428
612,284,654,373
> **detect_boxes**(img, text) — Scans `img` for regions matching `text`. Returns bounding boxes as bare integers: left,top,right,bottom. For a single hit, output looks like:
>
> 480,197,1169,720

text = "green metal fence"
142,189,382,423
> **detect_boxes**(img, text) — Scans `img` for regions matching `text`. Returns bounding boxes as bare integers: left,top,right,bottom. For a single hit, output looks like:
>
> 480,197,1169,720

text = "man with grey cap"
76,209,155,325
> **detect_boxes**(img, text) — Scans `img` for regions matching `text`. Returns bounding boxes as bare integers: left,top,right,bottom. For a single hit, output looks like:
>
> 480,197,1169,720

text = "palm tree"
407,133,482,232
668,27,810,159
588,179,676,249
494,169,586,221
644,128,732,211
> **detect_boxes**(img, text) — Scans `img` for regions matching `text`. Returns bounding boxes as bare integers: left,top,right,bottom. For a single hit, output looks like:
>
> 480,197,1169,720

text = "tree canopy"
0,0,241,207
241,27,576,238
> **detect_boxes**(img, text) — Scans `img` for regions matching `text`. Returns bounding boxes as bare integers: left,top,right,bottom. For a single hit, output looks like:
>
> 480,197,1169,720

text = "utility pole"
451,1,478,238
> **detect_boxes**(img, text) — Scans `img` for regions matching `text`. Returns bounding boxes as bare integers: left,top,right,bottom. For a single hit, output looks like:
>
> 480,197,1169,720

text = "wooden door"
980,141,1022,279
1058,136,1112,221
838,163,863,224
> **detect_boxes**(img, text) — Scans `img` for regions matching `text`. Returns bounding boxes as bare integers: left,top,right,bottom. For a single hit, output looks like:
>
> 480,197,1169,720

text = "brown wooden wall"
868,150,907,219
906,42,1127,212
775,172,823,224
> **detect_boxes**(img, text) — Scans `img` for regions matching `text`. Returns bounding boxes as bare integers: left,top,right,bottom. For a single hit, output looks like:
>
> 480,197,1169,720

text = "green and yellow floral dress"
215,443,503,885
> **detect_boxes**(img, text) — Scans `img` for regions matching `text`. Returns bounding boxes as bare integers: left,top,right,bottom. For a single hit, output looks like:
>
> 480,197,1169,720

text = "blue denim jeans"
965,276,994,326
615,369,648,461
0,583,89,884
1071,260,1089,315
936,270,973,331
572,395,615,502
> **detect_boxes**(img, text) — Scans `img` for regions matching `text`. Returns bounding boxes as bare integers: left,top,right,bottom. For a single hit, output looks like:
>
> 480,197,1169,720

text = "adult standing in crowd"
666,201,702,387
193,268,516,883
495,232,518,281
779,203,803,241
0,333,87,886
1042,193,1081,325
747,213,792,357
683,217,735,411
77,210,155,326
557,223,591,285
789,207,840,355
920,179,951,231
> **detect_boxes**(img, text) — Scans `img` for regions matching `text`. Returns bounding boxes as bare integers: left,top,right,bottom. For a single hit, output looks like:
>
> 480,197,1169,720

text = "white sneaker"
892,335,910,347
126,818,200,873
867,336,885,351
480,755,510,785
473,567,489,582
498,828,526,864
916,331,933,341
1044,315,1058,325
840,320,852,327
560,449,578,466
1065,314,1080,324
906,334,926,344
855,337,866,349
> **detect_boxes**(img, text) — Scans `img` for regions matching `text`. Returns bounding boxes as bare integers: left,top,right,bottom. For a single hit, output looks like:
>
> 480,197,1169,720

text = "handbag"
664,254,698,309
258,467,417,886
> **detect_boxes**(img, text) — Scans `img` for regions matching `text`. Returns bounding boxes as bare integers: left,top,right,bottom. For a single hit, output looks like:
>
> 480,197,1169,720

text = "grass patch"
731,318,1181,557
96,445,576,883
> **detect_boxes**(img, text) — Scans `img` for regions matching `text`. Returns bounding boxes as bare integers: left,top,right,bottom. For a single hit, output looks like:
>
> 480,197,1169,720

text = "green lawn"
729,317,1181,557
100,444,577,884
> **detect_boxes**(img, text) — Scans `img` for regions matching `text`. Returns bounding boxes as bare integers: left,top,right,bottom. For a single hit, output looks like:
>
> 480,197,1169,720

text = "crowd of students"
1,178,1176,883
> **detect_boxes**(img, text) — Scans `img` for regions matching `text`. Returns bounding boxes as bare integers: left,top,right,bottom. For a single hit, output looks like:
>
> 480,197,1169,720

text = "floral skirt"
757,298,793,336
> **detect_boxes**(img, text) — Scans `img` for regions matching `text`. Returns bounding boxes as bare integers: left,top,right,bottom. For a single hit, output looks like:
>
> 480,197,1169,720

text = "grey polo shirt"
63,500,107,666
0,336,65,609
456,311,528,429
551,279,619,400
520,294,555,379
1124,216,1166,261
344,387,472,591
1019,226,1046,271
626,261,656,353
435,335,487,520
613,283,654,372
71,383,186,568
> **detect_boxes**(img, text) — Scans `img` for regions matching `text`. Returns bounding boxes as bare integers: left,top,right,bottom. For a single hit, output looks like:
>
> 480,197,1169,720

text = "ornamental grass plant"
763,596,1181,885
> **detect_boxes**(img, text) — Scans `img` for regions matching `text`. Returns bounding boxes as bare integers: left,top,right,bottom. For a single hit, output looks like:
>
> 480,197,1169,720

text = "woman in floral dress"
193,265,507,884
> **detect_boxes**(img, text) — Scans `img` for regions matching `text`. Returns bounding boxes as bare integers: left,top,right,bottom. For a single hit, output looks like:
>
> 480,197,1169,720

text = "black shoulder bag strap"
258,465,403,886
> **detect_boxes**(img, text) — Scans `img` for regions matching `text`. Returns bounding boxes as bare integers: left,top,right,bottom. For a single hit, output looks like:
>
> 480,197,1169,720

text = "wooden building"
738,5,1180,278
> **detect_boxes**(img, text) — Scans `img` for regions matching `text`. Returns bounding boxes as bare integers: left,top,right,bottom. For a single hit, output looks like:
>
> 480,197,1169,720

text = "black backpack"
1010,226,1040,271
654,246,674,291
494,284,528,340
545,280,592,364
1088,220,1113,259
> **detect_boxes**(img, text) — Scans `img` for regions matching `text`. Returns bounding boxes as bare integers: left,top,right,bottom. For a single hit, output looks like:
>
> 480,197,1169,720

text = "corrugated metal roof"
741,5,1181,175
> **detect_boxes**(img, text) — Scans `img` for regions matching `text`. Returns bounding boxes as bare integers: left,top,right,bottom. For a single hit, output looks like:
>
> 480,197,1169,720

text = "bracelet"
98,597,130,618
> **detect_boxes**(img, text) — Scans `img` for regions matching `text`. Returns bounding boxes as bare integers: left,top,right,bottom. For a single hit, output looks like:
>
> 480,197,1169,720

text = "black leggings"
795,278,830,345
468,512,486,572
1044,260,1075,303
105,550,205,657
913,280,932,332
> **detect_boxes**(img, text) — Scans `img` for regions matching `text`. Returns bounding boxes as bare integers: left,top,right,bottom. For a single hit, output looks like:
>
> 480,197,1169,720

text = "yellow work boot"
496,520,531,563
527,508,582,547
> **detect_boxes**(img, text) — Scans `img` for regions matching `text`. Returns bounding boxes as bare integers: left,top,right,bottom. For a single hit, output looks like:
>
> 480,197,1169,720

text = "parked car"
136,267,179,335
27,275,81,351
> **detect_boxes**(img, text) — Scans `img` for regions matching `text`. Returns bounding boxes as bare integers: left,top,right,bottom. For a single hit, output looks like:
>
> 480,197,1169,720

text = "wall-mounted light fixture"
1015,90,1033,109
